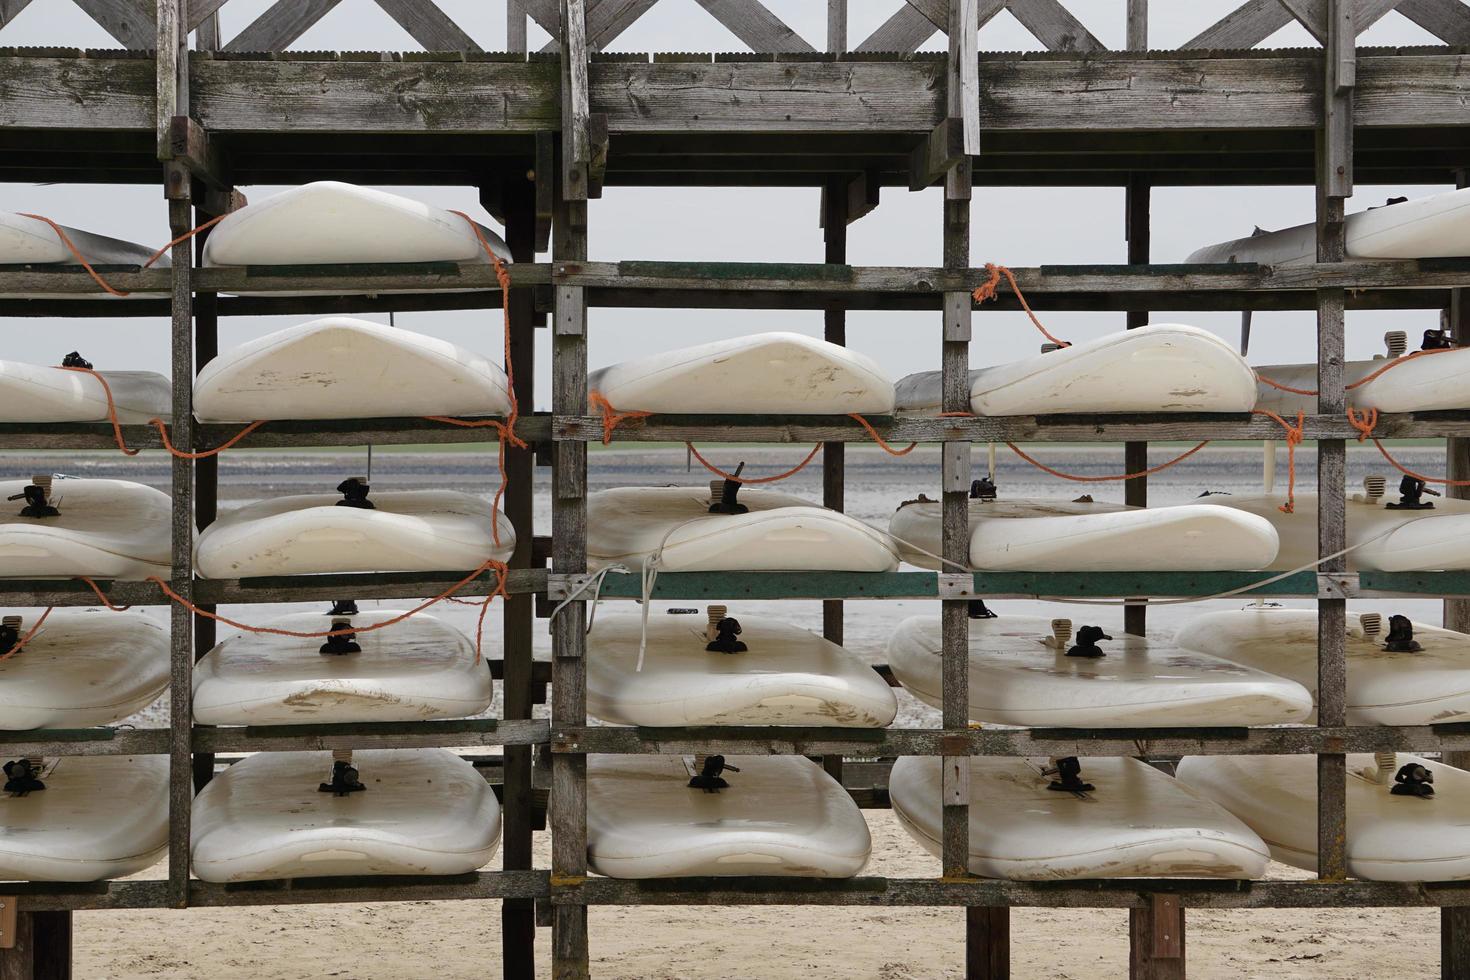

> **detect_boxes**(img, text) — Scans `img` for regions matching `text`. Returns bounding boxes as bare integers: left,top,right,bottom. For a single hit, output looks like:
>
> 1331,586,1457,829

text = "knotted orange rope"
1251,408,1305,513
972,263,1070,349
1003,440,1210,482
0,607,54,664
587,391,653,445
1342,407,1470,488
1347,407,1379,442
686,442,823,484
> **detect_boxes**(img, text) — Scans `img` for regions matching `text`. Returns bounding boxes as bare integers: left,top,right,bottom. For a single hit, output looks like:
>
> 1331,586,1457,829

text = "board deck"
0,360,170,423
887,614,1313,728
586,609,897,727
0,477,170,580
195,488,515,578
1176,753,1470,880
193,608,491,725
889,496,1280,572
587,486,899,574
193,318,512,422
190,748,502,883
586,755,871,878
0,755,168,881
890,755,1270,880
0,608,169,729
588,332,894,415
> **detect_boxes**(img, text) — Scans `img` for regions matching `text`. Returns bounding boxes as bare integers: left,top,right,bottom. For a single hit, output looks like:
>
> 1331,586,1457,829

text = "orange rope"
1256,346,1461,398
75,576,134,611
1003,440,1210,483
1345,408,1470,487
56,365,262,458
686,442,823,484
1347,407,1379,442
0,607,54,664
1251,408,1305,513
847,413,917,455
971,263,1070,348
18,213,131,297
1256,373,1319,395
587,391,653,445
142,213,227,269
153,419,265,459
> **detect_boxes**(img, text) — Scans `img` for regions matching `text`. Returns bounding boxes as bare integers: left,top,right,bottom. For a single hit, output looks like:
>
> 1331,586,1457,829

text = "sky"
0,0,1453,409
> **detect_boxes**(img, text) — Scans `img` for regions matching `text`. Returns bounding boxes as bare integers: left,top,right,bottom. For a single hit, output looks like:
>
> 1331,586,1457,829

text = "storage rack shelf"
4,1,1470,978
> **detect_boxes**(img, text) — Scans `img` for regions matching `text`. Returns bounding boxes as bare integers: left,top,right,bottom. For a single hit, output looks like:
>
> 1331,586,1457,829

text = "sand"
71,810,1436,979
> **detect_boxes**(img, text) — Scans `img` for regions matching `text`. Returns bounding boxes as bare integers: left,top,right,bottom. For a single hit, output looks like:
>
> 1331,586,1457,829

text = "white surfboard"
0,359,170,423
586,755,871,878
1176,606,1470,725
195,486,515,579
193,317,512,422
1254,349,1470,415
0,477,170,580
201,182,510,267
588,486,899,574
191,748,502,882
194,608,492,725
1176,753,1470,880
0,609,169,730
1203,489,1470,571
894,325,1257,415
588,332,895,415
0,755,168,881
888,496,1280,571
0,212,167,268
586,609,897,728
890,755,1269,880
886,614,1313,728
1188,187,1470,266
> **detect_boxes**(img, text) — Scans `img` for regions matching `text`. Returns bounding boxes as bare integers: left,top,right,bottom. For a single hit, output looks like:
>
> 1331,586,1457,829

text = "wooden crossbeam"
1279,0,1328,39
589,0,662,49
1181,0,1293,49
855,4,938,52
1354,0,1406,31
0,0,35,29
523,0,560,37
1005,0,1105,51
169,116,227,189
1396,0,1470,42
692,0,816,53
225,0,345,53
373,0,481,51
907,0,950,30
909,116,965,190
187,0,229,32
72,0,154,48
818,170,880,228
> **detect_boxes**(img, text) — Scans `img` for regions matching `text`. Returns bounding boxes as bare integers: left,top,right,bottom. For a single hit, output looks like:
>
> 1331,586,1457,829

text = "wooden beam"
1130,895,1185,979
828,0,846,50
1179,0,1293,49
692,0,816,53
1004,0,1106,52
854,4,938,53
168,116,226,189
951,0,980,154
508,0,528,52
224,0,345,53
73,0,154,48
372,0,482,51
909,116,964,190
1279,0,1329,41
0,0,34,29
187,0,229,32
588,0,661,50
155,0,178,160
561,0,590,201
586,112,608,198
1127,0,1147,49
535,131,554,252
1395,0,1470,43
1354,0,1405,31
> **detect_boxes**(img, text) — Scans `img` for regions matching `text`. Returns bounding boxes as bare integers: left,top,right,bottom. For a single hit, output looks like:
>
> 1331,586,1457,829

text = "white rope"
546,563,621,635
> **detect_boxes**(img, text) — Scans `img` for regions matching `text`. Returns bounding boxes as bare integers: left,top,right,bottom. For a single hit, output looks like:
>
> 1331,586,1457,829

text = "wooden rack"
2,1,1470,978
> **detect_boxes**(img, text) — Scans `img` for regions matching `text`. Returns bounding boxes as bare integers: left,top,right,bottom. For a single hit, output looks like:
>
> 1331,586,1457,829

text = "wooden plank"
223,0,345,52
587,0,661,50
692,0,816,52
372,0,482,51
155,0,178,160
1279,0,1328,41
1179,0,1293,49
1445,908,1470,980
72,0,154,48
168,116,226,188
1123,173,1150,639
1396,0,1470,42
827,0,846,50
1130,896,1185,979
1127,0,1147,49
187,0,229,32
522,0,559,38
1004,0,1105,52
1354,0,1404,31
854,4,938,53
561,0,590,201
1329,0,1356,91
1445,170,1470,640
0,1,34,29
508,0,528,53
909,116,965,190
951,0,980,154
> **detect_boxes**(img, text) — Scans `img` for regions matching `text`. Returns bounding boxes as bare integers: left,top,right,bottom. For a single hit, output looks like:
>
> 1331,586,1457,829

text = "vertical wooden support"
497,171,538,980
1123,172,1149,639
560,0,589,202
1444,168,1470,643
191,212,219,794
1315,0,1353,886
508,0,527,53
821,177,847,785
0,910,72,980
826,0,846,52
1444,908,1470,980
1130,895,1184,980
1126,0,1148,51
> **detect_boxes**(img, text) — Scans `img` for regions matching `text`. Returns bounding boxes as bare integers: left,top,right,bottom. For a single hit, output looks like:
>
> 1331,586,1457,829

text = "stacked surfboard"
0,475,170,580
0,212,168,299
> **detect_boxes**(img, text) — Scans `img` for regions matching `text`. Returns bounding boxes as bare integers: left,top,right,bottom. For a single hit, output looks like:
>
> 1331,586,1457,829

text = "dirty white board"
201,182,510,267
586,609,897,727
1203,490,1470,571
1254,348,1470,415
1188,187,1470,266
890,755,1270,880
0,212,167,267
190,748,502,882
886,614,1312,728
195,488,515,578
193,317,512,422
0,608,169,730
0,755,168,881
0,477,170,580
894,324,1257,415
194,608,491,725
587,486,899,574
586,755,871,878
1176,606,1470,725
0,359,170,423
588,332,895,415
1176,753,1470,880
888,496,1280,572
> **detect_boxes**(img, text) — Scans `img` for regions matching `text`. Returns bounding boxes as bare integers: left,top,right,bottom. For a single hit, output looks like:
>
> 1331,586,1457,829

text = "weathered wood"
910,117,965,190
154,0,177,161
1127,0,1147,49
1130,896,1184,979
1446,171,1470,639
561,0,590,201
73,0,154,48
827,0,846,51
855,3,938,52
168,116,226,189
821,176,846,673
0,0,34,29
191,568,547,605
951,0,980,154
508,0,528,53
1279,0,1329,41
194,719,550,753
693,0,815,53
1396,0,1470,43
1445,908,1470,980
373,0,482,52
1180,0,1293,49
587,0,661,49
224,0,345,52
1004,0,1105,52
188,0,229,33
1123,173,1150,639
0,728,171,758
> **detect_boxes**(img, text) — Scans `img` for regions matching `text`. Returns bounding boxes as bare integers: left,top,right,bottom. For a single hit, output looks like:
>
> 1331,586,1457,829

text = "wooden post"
0,910,72,980
508,0,527,53
1122,5,1149,641
1315,0,1353,886
496,169,538,980
1130,895,1184,980
820,177,847,785
827,0,846,53
1443,167,1470,644
191,203,220,794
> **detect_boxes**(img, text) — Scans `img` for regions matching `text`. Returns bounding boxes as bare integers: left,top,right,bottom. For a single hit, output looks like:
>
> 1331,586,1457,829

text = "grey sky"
0,1,1450,408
